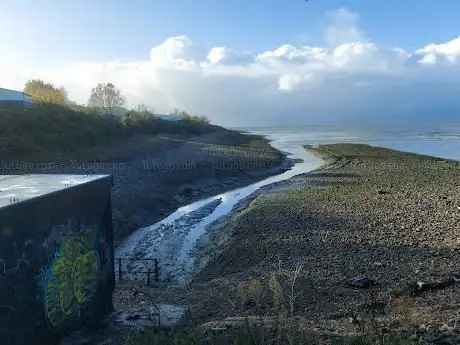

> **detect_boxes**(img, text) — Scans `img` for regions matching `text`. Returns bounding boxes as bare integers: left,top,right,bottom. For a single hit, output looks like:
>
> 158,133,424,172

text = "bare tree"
88,82,126,116
135,103,155,115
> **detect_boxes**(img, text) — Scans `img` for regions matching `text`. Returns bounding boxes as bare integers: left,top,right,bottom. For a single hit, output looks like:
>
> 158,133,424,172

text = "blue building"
0,87,33,108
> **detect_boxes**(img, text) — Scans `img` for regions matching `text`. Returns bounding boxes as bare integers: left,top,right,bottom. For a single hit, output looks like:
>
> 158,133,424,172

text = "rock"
436,339,457,345
426,325,435,334
126,314,140,320
409,277,458,296
96,340,113,345
347,276,377,288
440,324,452,332
418,324,427,333
377,189,390,195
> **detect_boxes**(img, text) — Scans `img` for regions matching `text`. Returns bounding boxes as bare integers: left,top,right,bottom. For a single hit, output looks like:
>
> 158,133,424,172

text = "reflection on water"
116,136,322,282
248,122,460,161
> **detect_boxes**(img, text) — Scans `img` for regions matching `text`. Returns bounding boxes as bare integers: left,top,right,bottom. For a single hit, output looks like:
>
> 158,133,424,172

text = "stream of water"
116,123,460,284
115,133,323,283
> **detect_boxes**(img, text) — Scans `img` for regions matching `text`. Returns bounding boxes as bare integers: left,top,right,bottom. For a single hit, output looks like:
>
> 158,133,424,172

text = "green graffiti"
44,228,100,331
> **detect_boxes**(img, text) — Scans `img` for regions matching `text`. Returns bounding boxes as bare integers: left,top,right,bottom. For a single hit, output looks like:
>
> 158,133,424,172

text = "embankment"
1,127,290,243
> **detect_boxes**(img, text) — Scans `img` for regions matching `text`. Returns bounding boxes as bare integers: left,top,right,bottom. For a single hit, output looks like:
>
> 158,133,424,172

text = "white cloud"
205,47,254,66
325,8,363,46
1,8,460,126
415,37,460,65
278,74,313,91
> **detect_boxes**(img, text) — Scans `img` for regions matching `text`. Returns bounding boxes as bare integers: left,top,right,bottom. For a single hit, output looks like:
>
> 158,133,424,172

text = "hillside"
0,105,289,241
0,104,217,161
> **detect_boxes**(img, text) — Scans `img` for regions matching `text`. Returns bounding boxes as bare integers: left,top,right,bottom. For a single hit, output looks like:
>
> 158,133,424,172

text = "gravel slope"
187,143,460,342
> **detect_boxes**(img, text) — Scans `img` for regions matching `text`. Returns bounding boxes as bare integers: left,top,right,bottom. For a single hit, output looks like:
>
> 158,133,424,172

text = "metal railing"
115,257,160,286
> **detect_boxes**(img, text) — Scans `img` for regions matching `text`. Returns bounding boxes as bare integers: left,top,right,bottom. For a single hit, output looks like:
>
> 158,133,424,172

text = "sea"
241,122,460,161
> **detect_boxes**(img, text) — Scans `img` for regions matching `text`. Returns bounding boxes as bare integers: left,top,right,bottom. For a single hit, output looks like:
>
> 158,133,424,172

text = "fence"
115,257,160,286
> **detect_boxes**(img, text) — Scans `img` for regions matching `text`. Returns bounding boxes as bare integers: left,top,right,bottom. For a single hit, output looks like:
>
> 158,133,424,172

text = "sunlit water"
247,123,460,161
116,123,460,283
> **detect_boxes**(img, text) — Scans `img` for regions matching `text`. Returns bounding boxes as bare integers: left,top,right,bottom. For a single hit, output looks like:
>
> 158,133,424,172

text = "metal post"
154,259,159,282
147,268,151,286
118,258,122,281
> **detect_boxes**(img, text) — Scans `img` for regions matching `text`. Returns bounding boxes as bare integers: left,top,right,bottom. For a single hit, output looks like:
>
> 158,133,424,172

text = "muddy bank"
187,143,460,342
60,143,460,344
0,128,290,243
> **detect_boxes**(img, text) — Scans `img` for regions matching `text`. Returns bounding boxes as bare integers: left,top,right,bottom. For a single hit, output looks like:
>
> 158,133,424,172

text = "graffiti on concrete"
39,226,101,331
0,221,113,341
0,178,114,344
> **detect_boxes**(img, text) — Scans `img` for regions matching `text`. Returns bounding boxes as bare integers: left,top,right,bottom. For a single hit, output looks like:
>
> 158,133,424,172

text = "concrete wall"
0,177,114,344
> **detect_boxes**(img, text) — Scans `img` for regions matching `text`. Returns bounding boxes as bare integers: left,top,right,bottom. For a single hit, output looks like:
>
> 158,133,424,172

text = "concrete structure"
0,175,114,344
0,87,33,108
158,114,182,121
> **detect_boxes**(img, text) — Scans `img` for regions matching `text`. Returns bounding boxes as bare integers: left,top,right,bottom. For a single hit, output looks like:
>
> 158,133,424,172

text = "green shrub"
0,104,217,160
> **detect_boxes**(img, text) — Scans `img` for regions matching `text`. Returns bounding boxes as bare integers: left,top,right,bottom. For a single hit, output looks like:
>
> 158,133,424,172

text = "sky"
1,0,460,126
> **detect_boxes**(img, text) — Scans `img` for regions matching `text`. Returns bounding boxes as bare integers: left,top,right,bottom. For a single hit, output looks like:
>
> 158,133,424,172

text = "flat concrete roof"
0,87,32,97
0,174,110,208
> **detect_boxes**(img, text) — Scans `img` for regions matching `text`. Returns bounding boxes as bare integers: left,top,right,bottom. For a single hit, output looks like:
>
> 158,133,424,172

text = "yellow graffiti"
44,228,100,330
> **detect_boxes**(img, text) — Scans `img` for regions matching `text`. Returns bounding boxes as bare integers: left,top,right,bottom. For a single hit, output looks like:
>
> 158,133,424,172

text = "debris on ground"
409,275,460,296
347,276,377,288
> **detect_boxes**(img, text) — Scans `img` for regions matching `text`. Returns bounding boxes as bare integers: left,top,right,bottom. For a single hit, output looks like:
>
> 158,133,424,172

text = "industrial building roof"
0,87,32,97
0,174,110,208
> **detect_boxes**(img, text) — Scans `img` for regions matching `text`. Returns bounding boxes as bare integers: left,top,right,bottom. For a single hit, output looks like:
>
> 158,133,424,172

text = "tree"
171,108,210,124
135,103,155,115
87,83,126,116
197,115,210,124
171,108,192,120
24,79,68,105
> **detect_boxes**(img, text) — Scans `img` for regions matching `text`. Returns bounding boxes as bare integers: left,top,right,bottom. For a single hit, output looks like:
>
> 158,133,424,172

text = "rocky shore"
186,143,460,343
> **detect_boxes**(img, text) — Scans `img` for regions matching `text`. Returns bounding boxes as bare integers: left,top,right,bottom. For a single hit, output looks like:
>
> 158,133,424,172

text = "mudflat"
0,128,289,243
186,143,460,341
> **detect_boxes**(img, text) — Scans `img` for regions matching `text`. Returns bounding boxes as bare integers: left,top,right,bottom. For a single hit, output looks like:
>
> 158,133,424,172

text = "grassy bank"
126,143,459,344
0,105,288,242
0,104,218,161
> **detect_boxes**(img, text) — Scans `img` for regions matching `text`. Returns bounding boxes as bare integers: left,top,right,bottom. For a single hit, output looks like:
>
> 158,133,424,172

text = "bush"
0,104,217,160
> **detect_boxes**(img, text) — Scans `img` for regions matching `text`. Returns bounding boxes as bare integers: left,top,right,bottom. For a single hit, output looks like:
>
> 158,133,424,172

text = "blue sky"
4,0,460,65
1,0,460,125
